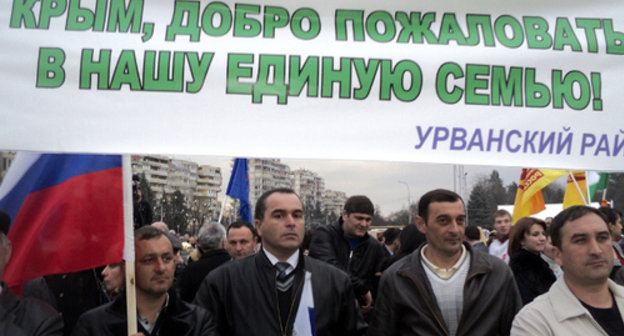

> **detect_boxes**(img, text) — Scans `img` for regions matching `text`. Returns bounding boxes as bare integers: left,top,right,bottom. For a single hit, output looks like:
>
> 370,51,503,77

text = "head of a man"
415,189,466,258
464,225,481,243
134,226,175,298
383,228,401,251
341,195,374,239
151,221,183,264
0,211,12,280
196,222,226,253
597,207,622,240
550,206,612,287
101,261,125,293
226,221,258,259
492,209,512,239
254,188,305,260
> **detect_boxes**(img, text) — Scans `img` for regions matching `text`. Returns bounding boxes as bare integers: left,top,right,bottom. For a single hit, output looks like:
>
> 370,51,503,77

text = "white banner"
1,0,623,170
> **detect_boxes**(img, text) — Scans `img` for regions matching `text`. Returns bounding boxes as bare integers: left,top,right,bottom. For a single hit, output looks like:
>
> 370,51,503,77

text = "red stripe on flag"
3,168,124,288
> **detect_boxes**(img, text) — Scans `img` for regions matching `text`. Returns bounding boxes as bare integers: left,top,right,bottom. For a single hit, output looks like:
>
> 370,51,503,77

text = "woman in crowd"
508,217,556,305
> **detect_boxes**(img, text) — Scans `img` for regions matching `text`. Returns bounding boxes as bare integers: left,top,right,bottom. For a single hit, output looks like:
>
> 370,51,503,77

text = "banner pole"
122,155,137,335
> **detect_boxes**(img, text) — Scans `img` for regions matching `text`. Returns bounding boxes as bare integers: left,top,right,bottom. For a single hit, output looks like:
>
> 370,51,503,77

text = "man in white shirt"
489,209,512,263
512,206,624,336
195,188,366,336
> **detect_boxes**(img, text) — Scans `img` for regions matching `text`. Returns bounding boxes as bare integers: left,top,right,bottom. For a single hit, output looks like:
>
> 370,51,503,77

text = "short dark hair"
254,188,301,221
493,209,511,221
135,225,166,241
227,221,258,239
598,207,619,225
417,189,463,223
465,226,481,240
344,195,374,216
550,205,608,249
383,228,401,245
508,217,546,255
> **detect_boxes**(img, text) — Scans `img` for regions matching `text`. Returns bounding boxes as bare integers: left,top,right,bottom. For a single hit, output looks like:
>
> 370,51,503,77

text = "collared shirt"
138,293,170,333
421,244,467,280
512,278,624,336
263,247,299,277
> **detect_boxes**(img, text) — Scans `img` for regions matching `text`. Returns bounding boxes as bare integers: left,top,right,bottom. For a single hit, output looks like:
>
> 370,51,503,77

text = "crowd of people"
1,187,624,336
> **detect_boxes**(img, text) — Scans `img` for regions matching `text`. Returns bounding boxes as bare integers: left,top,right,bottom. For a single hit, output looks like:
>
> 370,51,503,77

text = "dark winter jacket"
194,250,367,336
308,221,385,298
179,249,230,302
71,289,217,336
509,248,556,305
0,282,63,336
371,242,522,336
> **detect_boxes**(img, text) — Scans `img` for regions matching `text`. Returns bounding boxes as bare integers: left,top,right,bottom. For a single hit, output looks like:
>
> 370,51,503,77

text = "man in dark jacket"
72,226,216,336
0,210,63,336
371,189,522,336
194,188,367,336
308,195,385,314
178,222,230,302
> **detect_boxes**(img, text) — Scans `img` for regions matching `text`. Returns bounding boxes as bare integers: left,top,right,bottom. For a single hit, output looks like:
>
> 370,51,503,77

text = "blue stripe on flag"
308,307,317,336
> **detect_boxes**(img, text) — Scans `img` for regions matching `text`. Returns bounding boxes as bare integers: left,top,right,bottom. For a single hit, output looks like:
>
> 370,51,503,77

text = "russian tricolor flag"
0,153,125,289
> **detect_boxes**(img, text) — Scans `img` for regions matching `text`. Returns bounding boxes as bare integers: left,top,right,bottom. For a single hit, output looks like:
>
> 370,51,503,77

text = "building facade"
292,169,325,211
0,151,15,184
131,155,222,227
324,189,347,218
248,158,292,206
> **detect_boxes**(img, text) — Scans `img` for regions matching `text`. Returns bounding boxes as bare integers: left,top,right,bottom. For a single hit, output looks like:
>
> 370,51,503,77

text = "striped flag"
588,172,610,202
0,153,124,289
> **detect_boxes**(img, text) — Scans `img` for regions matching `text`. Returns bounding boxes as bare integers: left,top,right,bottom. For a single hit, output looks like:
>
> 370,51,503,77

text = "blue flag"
226,158,252,223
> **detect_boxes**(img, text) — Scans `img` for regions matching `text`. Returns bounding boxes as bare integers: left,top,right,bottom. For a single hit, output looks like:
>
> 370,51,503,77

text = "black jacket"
179,249,231,302
22,270,108,336
308,220,385,297
0,282,63,336
509,249,556,305
194,250,367,336
71,289,217,336
371,243,522,336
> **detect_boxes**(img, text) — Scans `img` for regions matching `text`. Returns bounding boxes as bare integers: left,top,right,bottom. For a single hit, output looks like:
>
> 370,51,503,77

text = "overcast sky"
177,155,523,217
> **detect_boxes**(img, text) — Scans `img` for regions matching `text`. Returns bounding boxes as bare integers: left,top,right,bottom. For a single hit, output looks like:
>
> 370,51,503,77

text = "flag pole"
122,155,137,335
568,171,588,205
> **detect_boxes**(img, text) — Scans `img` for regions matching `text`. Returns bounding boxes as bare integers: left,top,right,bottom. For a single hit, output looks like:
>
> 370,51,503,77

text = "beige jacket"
511,277,624,336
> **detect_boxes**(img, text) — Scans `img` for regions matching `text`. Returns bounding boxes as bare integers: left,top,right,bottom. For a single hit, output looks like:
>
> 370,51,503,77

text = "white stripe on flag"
0,152,40,200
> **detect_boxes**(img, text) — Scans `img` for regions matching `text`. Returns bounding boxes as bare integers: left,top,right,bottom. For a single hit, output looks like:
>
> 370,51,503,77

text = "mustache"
585,256,609,265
